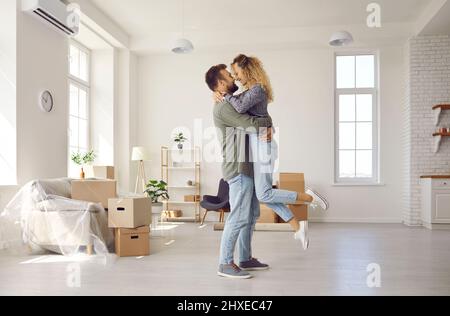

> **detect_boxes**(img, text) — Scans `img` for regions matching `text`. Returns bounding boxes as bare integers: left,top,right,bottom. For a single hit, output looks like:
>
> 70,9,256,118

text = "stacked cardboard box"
108,197,152,228
115,226,150,257
108,197,152,257
71,180,117,209
257,204,278,224
85,166,115,180
184,195,201,202
278,173,308,222
162,210,183,218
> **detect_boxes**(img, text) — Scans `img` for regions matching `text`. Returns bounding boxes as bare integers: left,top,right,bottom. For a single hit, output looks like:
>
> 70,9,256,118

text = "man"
205,64,273,279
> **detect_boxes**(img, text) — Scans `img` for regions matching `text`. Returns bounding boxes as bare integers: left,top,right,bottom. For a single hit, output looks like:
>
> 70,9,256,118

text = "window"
70,43,89,82
335,53,378,184
68,42,90,177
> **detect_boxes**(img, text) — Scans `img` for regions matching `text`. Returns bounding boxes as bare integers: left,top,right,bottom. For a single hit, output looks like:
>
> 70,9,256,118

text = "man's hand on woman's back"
260,127,273,142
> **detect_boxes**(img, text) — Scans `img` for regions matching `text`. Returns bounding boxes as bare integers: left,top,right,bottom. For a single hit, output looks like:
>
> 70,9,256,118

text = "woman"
214,54,313,250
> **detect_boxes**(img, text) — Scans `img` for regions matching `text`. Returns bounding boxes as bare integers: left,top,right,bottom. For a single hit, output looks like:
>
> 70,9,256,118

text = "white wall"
16,6,69,183
115,50,138,194
0,4,69,213
0,2,134,214
0,0,16,187
91,49,115,166
137,46,405,223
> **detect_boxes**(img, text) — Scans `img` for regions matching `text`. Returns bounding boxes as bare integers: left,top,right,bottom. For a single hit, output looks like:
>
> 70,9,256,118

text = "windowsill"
332,182,385,187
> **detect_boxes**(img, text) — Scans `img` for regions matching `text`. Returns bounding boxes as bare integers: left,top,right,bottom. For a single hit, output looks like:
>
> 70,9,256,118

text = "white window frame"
334,52,379,185
68,80,90,150
69,40,90,86
68,41,91,176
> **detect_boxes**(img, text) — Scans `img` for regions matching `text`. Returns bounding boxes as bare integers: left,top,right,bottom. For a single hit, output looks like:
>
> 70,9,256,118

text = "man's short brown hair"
205,64,227,91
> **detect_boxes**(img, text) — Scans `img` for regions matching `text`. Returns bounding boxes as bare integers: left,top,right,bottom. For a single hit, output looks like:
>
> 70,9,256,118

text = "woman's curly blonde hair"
232,54,274,103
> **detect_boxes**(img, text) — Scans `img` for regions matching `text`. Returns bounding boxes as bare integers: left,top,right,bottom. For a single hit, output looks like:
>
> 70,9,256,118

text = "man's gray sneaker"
218,263,253,279
239,258,270,271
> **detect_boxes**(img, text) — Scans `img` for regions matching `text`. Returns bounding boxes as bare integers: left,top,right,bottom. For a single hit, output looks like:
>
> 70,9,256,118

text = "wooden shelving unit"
161,146,201,223
432,104,450,110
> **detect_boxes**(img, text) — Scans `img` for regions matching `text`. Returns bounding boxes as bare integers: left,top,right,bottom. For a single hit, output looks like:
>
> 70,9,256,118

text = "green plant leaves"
70,150,96,166
144,180,169,203
173,132,188,143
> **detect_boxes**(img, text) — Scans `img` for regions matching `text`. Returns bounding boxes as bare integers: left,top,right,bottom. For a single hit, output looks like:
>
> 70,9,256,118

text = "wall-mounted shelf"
432,132,450,136
433,132,450,153
433,104,450,126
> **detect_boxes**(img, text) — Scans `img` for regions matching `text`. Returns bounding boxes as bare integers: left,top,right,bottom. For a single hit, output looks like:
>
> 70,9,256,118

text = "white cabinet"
421,177,450,229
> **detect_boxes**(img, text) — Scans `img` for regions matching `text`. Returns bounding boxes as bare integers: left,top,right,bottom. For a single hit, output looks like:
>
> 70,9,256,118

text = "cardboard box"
115,226,150,257
184,195,201,202
162,210,183,218
71,180,117,209
108,197,152,228
85,166,115,180
278,173,308,222
278,205,308,223
257,204,278,223
279,173,305,193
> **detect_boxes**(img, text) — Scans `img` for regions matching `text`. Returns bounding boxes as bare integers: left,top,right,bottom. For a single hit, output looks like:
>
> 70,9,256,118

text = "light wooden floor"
0,223,449,296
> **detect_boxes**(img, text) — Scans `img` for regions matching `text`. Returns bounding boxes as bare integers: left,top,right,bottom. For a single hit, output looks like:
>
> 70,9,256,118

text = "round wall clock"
39,90,54,113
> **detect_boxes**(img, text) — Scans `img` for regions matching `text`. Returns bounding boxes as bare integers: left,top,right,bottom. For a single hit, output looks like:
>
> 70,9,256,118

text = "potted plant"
71,150,96,179
144,180,169,213
173,132,188,150
145,180,170,232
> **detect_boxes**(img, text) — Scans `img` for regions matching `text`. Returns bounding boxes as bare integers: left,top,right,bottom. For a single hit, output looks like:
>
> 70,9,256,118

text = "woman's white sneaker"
306,187,329,211
294,221,310,250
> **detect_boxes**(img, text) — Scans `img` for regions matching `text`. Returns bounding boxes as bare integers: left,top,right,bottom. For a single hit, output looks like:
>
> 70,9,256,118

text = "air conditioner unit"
22,0,80,36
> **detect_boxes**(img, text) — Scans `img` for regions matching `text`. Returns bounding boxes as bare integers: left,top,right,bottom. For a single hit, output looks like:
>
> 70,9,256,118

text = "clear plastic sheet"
0,178,114,256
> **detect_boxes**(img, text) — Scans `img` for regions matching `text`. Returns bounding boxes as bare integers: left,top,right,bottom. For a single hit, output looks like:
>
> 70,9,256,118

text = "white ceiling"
420,0,450,35
89,0,434,54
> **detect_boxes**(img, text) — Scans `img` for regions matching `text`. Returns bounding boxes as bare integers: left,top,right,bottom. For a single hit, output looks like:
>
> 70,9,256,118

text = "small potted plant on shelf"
173,132,188,150
71,150,96,179
144,179,169,214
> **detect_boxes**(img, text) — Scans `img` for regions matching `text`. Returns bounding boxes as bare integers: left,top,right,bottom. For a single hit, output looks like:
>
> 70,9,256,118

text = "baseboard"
308,217,403,224
214,223,293,232
422,222,450,230
213,219,404,232
402,222,424,227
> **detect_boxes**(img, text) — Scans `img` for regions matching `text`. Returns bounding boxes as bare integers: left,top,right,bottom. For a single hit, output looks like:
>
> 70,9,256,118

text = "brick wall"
403,35,450,226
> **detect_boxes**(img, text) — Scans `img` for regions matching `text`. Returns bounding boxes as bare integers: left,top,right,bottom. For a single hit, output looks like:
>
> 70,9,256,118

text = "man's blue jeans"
219,174,260,265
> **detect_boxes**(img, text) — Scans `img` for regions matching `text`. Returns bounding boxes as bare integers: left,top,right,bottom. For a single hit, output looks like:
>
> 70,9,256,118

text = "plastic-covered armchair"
200,179,230,225
1,178,113,256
